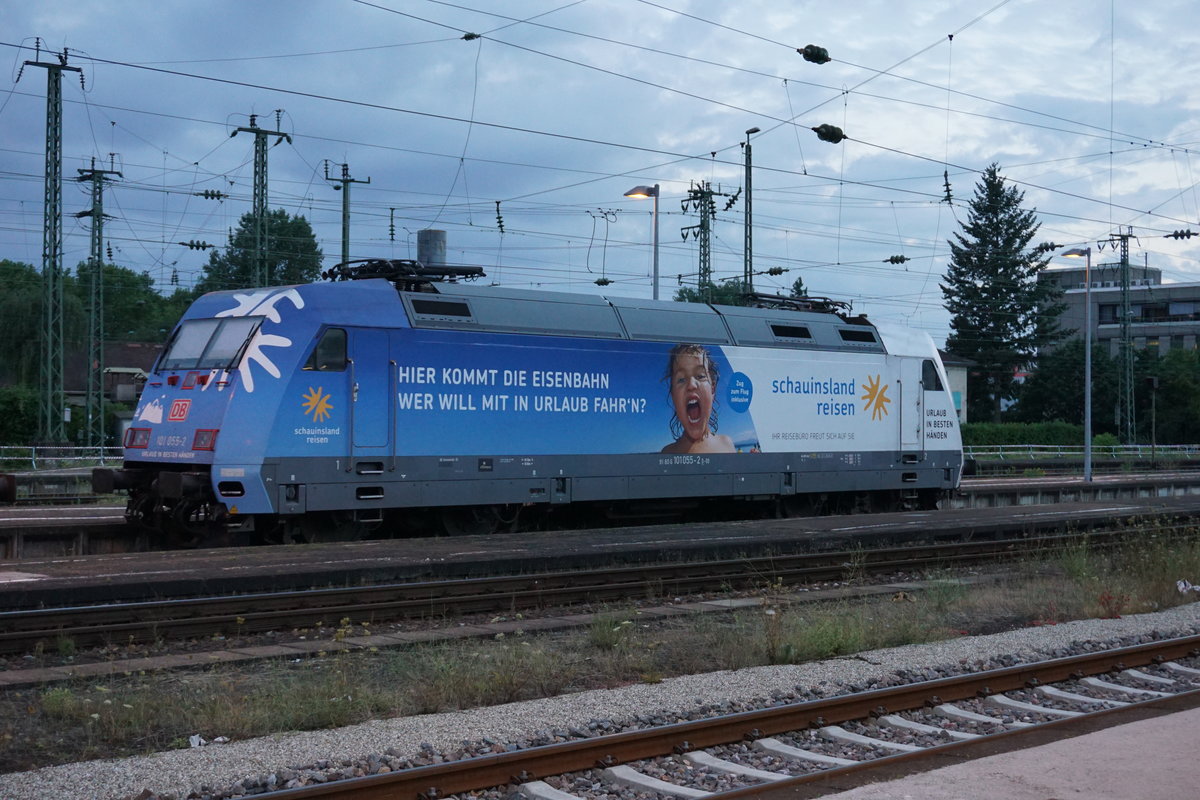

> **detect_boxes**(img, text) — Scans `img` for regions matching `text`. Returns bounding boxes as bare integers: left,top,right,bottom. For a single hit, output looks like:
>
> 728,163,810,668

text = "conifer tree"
941,164,1066,421
674,278,749,306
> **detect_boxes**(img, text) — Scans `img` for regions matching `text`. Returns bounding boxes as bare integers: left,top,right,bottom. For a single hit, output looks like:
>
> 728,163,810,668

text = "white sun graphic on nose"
205,288,305,393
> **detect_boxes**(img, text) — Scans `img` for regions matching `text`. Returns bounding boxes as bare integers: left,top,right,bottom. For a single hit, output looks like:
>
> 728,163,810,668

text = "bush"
962,421,1084,447
0,386,38,445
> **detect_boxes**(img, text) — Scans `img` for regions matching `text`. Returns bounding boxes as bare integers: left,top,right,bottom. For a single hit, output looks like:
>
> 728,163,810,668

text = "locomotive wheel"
918,488,944,511
284,511,368,543
164,499,210,548
125,490,159,529
781,494,825,518
440,505,500,536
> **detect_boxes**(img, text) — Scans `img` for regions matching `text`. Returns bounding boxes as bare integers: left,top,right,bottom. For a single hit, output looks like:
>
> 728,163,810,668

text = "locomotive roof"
402,279,890,355
186,262,942,358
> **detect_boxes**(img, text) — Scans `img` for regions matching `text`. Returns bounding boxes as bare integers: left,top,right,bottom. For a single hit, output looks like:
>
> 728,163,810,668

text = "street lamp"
1063,247,1093,482
624,184,660,300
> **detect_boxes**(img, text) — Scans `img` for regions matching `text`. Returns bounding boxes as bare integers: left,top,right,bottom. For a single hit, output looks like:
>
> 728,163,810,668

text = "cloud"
2,0,1199,344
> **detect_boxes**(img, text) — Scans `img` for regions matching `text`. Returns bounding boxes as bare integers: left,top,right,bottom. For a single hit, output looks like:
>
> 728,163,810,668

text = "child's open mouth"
686,397,702,423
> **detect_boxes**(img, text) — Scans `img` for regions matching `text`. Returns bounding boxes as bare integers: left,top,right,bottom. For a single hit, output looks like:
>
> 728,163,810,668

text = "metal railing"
963,443,1200,460
0,446,124,473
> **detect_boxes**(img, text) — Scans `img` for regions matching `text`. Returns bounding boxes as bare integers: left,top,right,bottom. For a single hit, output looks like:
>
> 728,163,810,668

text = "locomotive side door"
899,357,924,453
349,328,390,449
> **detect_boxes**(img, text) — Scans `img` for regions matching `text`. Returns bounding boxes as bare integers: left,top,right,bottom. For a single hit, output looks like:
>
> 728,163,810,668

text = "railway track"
200,633,1200,799
0,529,1129,657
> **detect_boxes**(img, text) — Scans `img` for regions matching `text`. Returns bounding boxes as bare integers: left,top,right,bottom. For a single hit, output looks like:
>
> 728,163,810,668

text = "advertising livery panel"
280,328,950,459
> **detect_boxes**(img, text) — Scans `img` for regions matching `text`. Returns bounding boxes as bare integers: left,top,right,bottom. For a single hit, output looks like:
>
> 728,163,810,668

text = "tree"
1140,349,1200,445
0,386,38,444
1011,339,1118,436
674,278,750,306
941,164,1066,422
788,275,808,298
71,261,194,342
0,260,45,386
196,209,323,292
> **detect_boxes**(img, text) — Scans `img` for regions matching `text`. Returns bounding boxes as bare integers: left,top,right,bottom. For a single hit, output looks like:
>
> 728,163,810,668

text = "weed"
1058,537,1098,584
587,612,634,651
795,611,866,659
39,688,80,719
841,545,868,584
1096,591,1130,619
402,642,574,714
761,604,793,664
925,578,968,612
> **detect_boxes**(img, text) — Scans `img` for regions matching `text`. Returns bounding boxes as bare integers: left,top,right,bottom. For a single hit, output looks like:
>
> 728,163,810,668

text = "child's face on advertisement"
671,352,714,441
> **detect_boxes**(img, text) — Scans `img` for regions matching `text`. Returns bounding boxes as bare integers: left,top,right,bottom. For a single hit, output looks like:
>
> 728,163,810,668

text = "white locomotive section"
723,324,959,454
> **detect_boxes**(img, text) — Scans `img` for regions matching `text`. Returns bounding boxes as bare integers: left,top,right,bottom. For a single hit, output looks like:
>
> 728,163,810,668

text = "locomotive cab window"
922,359,944,391
158,316,263,371
304,328,347,371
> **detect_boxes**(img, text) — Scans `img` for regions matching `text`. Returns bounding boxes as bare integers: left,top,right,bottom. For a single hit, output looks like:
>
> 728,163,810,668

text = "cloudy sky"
2,0,1199,344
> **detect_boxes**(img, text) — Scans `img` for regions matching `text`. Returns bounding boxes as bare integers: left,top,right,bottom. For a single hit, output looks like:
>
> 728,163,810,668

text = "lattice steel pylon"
1111,228,1136,444
231,112,291,287
681,181,738,302
25,48,81,443
76,159,121,447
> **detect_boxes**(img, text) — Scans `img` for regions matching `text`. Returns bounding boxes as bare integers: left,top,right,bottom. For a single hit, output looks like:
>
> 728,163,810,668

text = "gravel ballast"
3,602,1198,800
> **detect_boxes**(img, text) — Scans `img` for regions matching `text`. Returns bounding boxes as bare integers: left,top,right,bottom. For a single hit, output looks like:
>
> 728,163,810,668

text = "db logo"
168,399,191,421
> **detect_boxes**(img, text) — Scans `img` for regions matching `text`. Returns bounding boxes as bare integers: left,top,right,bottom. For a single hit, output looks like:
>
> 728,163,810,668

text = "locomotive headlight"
193,429,219,450
124,427,151,448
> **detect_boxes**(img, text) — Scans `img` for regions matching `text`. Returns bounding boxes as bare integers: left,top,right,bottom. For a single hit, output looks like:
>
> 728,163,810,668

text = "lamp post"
624,184,660,300
1063,247,1093,482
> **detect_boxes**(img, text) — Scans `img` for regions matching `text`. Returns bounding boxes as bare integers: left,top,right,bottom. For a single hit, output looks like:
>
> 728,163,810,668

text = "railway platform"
759,694,1199,799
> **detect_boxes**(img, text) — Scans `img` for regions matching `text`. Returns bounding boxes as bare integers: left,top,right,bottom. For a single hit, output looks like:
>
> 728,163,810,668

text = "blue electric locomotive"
93,260,963,545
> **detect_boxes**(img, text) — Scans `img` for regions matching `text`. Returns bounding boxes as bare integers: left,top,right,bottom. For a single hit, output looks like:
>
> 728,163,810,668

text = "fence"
963,444,1200,461
0,446,125,472
5,443,1200,471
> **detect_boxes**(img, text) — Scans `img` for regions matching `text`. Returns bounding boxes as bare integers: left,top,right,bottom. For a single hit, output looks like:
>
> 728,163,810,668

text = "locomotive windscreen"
158,316,264,370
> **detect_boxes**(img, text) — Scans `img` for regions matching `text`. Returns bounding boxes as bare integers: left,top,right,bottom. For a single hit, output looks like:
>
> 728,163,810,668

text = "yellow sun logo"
861,374,891,421
301,386,334,422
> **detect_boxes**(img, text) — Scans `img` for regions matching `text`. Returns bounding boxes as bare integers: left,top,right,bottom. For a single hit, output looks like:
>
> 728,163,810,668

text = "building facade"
1039,260,1200,357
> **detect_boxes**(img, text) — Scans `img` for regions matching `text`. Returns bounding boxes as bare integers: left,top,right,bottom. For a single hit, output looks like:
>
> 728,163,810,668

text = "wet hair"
663,343,720,439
